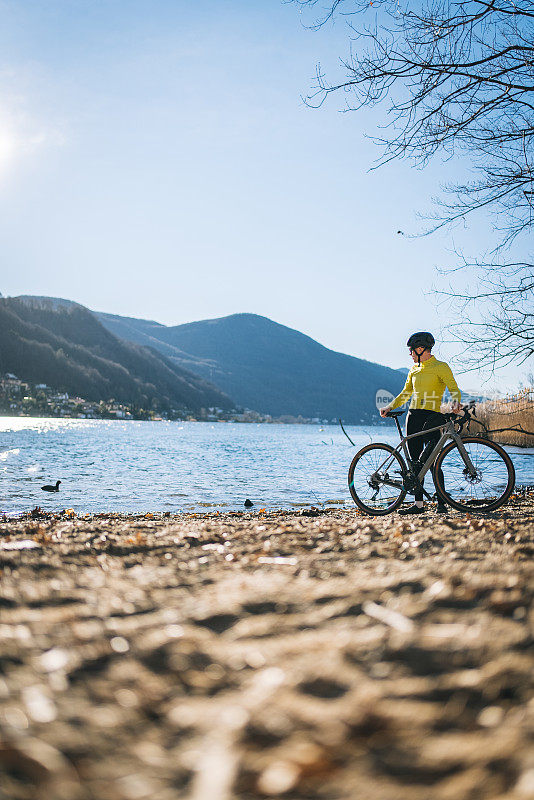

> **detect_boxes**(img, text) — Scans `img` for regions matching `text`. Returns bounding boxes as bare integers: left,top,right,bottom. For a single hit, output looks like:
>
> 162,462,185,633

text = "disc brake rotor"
463,467,482,483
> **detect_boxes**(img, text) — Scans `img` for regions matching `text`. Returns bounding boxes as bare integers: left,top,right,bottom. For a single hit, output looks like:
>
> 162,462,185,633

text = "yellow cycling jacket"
390,356,461,412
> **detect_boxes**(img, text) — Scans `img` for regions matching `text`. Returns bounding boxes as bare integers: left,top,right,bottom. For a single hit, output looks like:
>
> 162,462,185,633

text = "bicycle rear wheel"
433,437,515,512
348,443,407,516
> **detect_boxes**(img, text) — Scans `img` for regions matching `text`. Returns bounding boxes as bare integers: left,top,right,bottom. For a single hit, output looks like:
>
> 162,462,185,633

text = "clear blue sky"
0,0,526,392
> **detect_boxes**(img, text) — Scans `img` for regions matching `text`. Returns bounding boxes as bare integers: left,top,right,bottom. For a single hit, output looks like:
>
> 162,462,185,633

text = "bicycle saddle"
386,409,406,418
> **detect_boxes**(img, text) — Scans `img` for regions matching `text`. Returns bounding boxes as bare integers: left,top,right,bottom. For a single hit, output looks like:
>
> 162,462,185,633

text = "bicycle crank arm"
380,479,405,491
402,479,434,501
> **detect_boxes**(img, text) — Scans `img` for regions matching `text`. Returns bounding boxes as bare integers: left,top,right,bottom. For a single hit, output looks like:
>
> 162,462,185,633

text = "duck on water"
41,480,61,493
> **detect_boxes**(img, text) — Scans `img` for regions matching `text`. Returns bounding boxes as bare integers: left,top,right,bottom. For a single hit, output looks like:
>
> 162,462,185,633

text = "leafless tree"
290,0,534,371
442,259,533,369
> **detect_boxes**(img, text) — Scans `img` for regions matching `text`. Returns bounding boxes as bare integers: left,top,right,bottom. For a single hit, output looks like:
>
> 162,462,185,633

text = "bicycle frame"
376,416,477,496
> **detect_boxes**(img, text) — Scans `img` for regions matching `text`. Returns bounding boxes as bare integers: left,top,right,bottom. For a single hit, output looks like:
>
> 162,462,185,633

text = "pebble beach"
0,495,533,800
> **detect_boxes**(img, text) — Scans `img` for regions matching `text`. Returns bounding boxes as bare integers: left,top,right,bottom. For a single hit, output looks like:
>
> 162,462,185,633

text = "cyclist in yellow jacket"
380,331,462,515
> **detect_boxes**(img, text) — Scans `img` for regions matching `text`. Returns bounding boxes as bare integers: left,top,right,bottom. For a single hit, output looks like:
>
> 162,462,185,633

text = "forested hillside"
0,298,233,413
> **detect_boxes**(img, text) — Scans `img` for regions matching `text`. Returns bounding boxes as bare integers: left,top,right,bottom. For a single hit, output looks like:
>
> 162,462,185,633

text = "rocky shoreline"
1,496,533,800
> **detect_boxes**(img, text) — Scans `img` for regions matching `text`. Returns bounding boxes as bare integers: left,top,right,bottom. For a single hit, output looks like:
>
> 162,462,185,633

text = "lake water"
1,417,533,515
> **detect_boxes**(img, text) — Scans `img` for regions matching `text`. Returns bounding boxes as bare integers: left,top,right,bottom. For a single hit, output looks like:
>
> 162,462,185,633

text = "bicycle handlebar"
386,401,476,430
443,401,476,431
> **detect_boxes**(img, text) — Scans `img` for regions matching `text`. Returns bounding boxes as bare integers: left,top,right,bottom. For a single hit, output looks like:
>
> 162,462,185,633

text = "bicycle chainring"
402,471,420,493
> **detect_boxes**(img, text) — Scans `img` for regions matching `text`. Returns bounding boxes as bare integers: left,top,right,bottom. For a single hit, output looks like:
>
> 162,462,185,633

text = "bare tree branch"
290,0,534,370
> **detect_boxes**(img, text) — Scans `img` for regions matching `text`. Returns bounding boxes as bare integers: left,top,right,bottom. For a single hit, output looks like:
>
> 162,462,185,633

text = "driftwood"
469,417,534,440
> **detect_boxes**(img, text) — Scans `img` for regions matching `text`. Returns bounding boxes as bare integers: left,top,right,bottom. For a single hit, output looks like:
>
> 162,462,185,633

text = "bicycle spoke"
349,445,406,514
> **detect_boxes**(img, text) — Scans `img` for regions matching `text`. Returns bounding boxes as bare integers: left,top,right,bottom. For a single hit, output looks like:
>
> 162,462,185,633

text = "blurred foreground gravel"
0,495,533,800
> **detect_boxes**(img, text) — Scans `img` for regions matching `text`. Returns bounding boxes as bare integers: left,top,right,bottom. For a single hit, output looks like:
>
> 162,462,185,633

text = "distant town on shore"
0,373,340,425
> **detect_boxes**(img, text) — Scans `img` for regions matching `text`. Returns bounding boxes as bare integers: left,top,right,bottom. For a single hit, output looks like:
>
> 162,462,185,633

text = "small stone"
165,624,184,638
477,706,504,728
257,761,299,795
117,773,159,799
1,539,40,550
133,741,167,766
40,648,68,672
3,707,29,730
115,688,138,708
22,685,57,724
110,636,129,653
90,706,121,727
245,650,266,669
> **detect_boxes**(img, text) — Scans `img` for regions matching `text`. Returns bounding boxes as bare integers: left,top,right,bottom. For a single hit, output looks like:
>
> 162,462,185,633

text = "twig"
338,418,355,446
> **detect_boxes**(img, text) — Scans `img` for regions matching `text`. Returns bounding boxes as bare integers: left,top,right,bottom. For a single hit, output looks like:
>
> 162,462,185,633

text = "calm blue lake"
0,417,533,515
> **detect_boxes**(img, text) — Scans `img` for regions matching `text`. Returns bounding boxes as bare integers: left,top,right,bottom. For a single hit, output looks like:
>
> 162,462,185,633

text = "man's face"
409,346,427,362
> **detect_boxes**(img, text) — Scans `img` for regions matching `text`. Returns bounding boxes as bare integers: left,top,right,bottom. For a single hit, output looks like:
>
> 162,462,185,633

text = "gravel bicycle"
348,404,515,515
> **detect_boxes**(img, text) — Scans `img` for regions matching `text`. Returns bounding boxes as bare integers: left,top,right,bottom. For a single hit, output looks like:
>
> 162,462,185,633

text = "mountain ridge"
8,296,406,421
97,308,405,422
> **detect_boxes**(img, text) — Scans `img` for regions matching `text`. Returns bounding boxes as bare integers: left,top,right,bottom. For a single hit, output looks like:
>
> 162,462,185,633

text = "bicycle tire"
433,436,515,512
348,443,407,516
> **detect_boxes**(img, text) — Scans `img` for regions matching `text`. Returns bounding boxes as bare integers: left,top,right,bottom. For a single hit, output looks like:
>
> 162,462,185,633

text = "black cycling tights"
406,409,445,502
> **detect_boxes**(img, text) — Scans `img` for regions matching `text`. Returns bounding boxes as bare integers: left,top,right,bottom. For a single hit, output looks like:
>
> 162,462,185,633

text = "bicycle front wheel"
348,443,407,516
434,437,515,512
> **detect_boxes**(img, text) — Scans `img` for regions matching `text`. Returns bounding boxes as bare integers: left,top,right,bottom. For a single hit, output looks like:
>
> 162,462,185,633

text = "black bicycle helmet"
407,331,435,350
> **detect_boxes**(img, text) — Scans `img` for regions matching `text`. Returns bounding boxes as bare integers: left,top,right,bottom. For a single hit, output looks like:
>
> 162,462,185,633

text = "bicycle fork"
451,435,479,480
